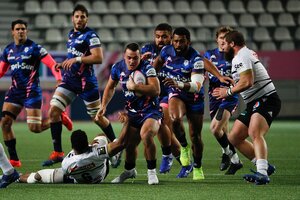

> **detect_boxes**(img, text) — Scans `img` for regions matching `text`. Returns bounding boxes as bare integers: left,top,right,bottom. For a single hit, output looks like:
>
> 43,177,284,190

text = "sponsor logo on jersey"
234,62,243,69
21,55,32,59
75,39,84,44
11,62,34,70
253,101,260,110
67,47,84,57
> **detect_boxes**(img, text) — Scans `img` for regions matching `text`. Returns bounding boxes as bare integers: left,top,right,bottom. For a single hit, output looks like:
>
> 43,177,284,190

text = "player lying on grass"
18,127,127,184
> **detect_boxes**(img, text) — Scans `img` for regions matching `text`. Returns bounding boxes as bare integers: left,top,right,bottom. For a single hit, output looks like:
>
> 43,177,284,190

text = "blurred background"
0,0,299,120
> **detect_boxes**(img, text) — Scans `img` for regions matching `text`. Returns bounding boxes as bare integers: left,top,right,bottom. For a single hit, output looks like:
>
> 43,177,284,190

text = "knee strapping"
1,111,16,120
36,168,64,183
50,95,68,111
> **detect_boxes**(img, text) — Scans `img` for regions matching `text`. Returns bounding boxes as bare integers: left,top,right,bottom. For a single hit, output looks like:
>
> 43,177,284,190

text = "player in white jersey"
212,31,281,185
18,129,125,184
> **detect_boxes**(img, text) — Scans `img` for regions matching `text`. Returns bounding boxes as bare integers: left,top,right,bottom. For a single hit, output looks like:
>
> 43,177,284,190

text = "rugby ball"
131,70,146,97
132,70,146,85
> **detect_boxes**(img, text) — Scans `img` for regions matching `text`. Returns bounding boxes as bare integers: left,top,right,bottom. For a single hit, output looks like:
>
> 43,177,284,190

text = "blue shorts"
4,86,42,109
128,109,162,129
169,90,204,114
209,95,238,119
159,96,168,109
59,82,100,103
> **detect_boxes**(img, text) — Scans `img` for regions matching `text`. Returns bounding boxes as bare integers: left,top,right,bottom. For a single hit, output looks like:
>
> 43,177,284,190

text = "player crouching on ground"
18,129,125,184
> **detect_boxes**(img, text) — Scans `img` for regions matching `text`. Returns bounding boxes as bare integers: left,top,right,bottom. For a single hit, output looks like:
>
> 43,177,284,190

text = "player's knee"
28,125,42,133
1,116,13,132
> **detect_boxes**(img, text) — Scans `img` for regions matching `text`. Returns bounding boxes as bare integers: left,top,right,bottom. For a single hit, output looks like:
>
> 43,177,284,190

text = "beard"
224,47,234,61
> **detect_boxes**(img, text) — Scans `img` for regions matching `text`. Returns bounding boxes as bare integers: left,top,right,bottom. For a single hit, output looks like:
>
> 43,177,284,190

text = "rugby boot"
9,159,22,168
180,145,191,167
193,166,205,180
42,151,64,166
159,155,173,173
220,153,230,171
111,168,137,183
176,164,193,178
147,169,159,185
0,169,20,188
61,111,73,131
225,161,243,175
243,170,270,185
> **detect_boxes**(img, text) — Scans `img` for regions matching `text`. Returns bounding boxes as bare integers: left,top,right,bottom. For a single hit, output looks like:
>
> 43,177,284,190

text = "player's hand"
55,79,62,88
118,112,128,123
219,76,234,85
95,105,106,121
141,52,152,60
212,87,228,99
163,78,178,88
61,58,76,71
126,76,136,91
54,63,62,72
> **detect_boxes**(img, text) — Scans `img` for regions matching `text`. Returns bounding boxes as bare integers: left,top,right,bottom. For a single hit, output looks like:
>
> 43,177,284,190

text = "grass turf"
1,121,300,200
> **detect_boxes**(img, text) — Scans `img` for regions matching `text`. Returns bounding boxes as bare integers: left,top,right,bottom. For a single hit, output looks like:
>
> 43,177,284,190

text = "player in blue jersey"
0,19,72,168
153,27,233,180
43,5,118,167
141,23,184,176
97,43,161,185
204,26,243,175
213,31,281,185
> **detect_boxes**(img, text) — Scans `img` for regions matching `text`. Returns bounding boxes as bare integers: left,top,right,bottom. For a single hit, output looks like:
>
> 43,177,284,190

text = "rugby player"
0,19,72,168
43,4,120,167
204,26,242,175
212,31,281,185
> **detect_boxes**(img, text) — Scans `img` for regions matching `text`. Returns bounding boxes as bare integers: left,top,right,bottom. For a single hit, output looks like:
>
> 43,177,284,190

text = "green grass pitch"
1,121,300,200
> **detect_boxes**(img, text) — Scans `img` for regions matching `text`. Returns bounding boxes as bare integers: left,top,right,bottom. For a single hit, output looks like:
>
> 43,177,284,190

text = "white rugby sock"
0,143,14,175
230,153,240,164
256,159,268,176
222,145,231,155
251,158,257,165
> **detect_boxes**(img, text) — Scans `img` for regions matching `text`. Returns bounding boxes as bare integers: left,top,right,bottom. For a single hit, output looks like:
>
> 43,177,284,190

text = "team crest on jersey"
97,147,106,155
24,47,29,52
184,60,189,66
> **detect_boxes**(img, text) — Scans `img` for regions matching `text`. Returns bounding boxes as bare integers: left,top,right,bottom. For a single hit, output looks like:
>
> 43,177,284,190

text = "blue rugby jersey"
159,45,205,97
63,27,101,91
141,43,159,65
204,48,238,116
110,59,160,115
1,39,48,90
141,43,168,99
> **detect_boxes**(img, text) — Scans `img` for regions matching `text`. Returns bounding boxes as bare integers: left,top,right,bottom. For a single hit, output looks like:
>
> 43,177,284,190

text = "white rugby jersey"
62,143,109,184
231,47,276,104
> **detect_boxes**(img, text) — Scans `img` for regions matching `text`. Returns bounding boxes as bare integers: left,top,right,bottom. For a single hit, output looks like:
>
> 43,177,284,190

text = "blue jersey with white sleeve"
159,45,205,113
160,45,205,97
